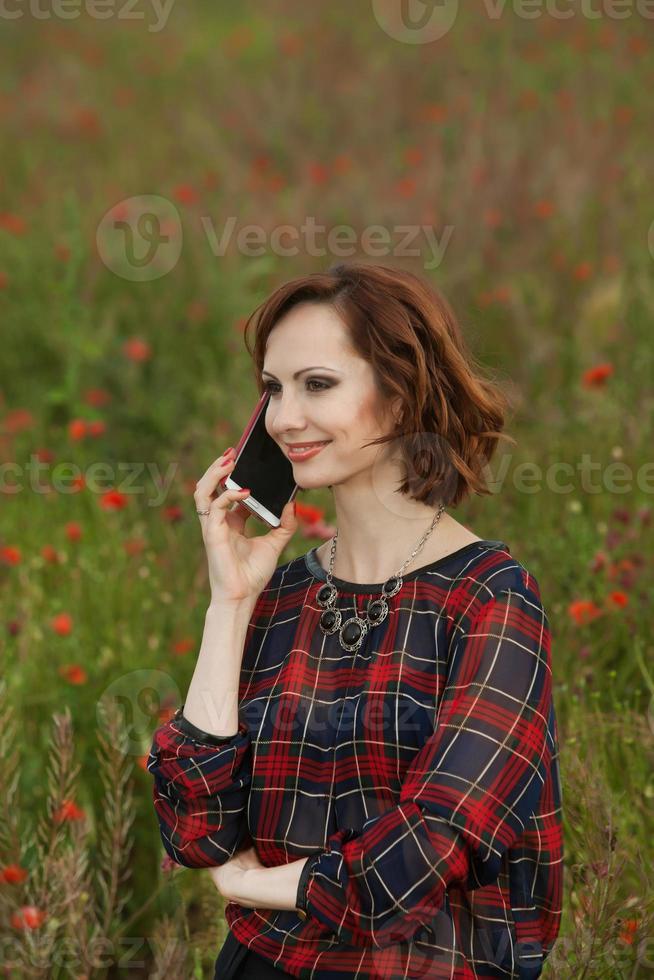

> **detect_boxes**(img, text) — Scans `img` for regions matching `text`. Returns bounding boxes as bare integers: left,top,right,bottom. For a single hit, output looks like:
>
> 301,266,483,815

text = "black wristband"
173,704,241,746
295,853,322,920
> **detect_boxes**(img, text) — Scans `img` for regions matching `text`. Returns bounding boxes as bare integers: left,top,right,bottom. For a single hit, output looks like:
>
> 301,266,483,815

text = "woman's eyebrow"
260,366,340,380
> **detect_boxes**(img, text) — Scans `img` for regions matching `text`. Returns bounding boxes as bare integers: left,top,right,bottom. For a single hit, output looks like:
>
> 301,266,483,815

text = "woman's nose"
269,396,307,436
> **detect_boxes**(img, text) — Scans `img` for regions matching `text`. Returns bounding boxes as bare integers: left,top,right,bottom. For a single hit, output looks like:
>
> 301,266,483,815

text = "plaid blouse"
148,539,564,979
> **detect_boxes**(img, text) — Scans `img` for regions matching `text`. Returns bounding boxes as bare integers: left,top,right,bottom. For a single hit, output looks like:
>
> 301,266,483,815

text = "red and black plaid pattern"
148,540,564,979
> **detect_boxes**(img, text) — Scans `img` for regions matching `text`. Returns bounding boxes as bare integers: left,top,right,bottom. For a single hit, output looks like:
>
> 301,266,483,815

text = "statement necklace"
316,502,446,653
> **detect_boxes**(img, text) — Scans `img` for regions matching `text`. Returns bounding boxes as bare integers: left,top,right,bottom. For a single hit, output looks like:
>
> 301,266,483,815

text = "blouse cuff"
295,853,322,920
173,704,244,746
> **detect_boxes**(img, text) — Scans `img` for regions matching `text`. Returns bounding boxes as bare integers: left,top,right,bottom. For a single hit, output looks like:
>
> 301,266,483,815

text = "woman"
148,263,564,979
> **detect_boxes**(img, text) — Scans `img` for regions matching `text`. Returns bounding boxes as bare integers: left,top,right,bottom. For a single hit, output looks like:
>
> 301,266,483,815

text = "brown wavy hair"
243,262,516,508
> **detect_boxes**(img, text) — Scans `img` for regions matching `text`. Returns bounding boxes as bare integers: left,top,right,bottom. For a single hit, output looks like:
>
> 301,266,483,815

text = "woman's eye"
263,379,330,394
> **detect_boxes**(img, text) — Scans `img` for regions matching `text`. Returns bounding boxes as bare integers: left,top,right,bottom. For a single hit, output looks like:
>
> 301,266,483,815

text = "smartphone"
220,390,299,528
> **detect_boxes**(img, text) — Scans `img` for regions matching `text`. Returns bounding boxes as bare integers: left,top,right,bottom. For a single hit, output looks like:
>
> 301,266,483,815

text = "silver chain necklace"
316,502,446,653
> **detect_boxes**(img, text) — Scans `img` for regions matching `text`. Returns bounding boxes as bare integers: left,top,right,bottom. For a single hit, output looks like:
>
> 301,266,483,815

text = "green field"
1,2,653,976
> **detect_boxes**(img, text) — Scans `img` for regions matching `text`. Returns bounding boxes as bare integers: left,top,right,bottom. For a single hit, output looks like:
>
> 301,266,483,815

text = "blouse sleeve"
147,703,252,868
300,584,555,948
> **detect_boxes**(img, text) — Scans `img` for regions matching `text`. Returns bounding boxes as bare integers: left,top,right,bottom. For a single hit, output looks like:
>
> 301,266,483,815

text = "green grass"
1,2,653,975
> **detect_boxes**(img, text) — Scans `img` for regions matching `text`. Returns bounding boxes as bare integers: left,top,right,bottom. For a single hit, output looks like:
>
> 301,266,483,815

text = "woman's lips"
286,441,331,461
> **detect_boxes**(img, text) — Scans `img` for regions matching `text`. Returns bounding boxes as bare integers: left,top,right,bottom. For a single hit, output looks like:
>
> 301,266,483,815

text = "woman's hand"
194,448,298,605
207,845,266,905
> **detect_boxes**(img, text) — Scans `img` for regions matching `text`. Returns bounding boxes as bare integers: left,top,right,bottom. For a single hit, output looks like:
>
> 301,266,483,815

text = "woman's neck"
315,512,482,584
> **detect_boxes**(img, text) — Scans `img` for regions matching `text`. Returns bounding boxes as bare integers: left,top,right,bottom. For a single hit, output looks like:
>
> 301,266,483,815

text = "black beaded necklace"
316,502,446,653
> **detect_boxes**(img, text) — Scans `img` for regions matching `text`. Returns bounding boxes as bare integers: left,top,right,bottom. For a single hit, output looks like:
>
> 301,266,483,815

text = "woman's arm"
211,852,312,911
147,601,258,867
183,599,256,736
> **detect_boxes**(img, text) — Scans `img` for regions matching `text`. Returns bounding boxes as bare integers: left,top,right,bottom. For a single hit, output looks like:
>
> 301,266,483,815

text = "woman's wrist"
228,858,310,912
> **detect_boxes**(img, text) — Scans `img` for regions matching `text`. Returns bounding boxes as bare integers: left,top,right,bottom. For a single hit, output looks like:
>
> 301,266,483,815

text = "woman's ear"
391,395,403,427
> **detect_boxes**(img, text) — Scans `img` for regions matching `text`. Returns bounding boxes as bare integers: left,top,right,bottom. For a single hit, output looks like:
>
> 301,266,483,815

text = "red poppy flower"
1,863,28,884
404,146,423,167
172,637,195,656
172,183,198,206
0,546,21,565
581,363,614,388
65,522,82,542
53,799,85,823
41,545,60,564
295,502,325,525
74,107,101,137
51,613,73,636
100,489,128,511
534,200,554,218
568,599,603,626
618,918,640,944
123,538,146,556
58,664,87,685
308,162,329,185
0,213,27,235
394,177,416,199
3,408,34,433
83,388,111,407
123,337,152,362
494,285,511,303
627,37,647,56
68,419,87,441
573,261,592,281
606,590,628,608
11,906,46,929
419,103,447,124
87,420,106,437
34,447,55,463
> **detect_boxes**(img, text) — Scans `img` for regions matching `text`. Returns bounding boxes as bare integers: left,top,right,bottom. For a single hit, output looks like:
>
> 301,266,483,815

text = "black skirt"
213,928,295,978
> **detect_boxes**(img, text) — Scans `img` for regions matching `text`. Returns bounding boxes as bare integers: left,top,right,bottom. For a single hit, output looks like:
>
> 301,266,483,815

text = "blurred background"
1,2,653,976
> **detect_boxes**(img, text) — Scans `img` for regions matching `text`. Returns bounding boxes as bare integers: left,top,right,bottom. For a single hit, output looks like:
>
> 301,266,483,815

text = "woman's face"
262,302,400,492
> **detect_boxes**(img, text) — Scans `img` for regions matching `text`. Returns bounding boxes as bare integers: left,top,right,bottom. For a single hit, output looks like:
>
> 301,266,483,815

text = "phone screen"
229,395,297,523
